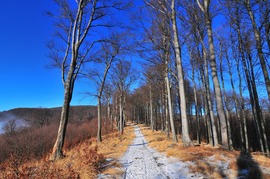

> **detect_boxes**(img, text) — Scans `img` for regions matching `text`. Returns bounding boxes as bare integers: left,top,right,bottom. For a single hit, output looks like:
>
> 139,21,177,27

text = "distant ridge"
0,105,97,127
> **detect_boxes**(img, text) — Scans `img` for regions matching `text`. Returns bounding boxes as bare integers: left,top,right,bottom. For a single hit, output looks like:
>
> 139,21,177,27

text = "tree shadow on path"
237,152,262,179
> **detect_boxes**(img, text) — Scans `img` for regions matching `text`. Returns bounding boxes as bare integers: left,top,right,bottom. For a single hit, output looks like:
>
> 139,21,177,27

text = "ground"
99,125,203,178
98,124,270,179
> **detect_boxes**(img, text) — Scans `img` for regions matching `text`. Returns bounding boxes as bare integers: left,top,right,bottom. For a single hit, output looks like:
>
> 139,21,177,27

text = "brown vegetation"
0,119,135,178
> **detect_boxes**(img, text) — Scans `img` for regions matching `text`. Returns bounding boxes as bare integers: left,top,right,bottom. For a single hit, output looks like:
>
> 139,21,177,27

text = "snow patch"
119,126,204,179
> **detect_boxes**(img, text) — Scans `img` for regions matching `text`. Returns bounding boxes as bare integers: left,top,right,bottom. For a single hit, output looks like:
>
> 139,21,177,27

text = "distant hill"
0,105,97,128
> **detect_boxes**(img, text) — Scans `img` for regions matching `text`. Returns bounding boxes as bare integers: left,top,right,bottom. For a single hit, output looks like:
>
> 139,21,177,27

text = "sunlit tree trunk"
164,85,170,139
149,85,154,132
197,0,228,148
200,65,218,146
198,34,218,146
51,0,84,159
171,0,191,145
165,70,177,142
219,51,233,149
119,92,124,135
97,97,102,142
97,57,114,142
51,72,74,160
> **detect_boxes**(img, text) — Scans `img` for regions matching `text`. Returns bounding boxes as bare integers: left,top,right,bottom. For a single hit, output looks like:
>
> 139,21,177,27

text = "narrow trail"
120,126,203,179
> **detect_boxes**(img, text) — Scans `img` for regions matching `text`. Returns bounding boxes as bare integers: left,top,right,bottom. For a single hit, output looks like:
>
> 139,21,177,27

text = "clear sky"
0,0,95,111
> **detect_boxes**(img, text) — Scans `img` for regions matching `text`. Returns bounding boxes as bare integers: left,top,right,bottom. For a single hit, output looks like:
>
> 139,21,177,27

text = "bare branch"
196,0,205,12
62,23,73,84
144,0,166,14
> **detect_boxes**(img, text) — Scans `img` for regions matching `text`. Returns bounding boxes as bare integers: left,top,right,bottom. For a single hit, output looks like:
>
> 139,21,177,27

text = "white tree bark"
197,0,228,149
171,0,192,146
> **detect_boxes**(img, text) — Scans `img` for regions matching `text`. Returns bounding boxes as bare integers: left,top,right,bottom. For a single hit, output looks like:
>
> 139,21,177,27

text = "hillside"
0,125,135,178
0,106,97,129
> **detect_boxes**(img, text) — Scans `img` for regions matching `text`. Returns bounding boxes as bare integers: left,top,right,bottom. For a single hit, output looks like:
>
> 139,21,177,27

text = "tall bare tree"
144,0,192,145
86,37,123,142
171,0,192,146
112,60,137,134
243,0,270,101
48,0,125,160
196,0,229,149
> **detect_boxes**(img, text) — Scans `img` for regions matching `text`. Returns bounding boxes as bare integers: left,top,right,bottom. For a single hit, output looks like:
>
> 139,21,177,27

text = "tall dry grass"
0,120,135,178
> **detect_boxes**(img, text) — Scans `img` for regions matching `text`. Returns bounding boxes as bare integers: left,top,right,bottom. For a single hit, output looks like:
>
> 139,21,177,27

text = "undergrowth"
0,121,135,178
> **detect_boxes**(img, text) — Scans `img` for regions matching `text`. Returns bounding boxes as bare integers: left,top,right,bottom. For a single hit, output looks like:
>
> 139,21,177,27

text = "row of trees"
125,0,269,155
48,0,269,161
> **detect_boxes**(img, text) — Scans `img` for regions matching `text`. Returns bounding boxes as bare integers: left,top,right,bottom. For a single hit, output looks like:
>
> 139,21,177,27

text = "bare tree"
47,0,126,160
111,60,137,134
170,0,192,145
196,0,229,149
243,0,270,101
86,35,125,142
3,119,17,135
144,0,193,145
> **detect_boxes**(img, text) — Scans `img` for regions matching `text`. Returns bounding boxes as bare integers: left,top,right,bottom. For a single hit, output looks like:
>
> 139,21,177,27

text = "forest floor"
98,124,270,179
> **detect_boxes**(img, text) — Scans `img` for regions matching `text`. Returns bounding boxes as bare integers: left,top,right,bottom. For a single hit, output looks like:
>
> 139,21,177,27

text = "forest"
0,0,269,178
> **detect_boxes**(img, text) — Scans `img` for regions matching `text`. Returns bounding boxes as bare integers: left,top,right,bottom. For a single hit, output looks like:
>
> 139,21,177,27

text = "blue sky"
0,0,144,112
0,1,94,111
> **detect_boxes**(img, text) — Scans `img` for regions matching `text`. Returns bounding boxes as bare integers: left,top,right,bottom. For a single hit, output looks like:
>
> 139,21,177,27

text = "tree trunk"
192,68,201,144
237,21,265,153
203,100,211,145
161,93,165,131
205,16,228,148
119,93,124,135
245,0,270,101
171,0,191,146
248,53,269,156
201,66,218,147
219,55,233,149
234,19,250,152
196,17,219,146
197,0,228,147
198,35,218,146
51,63,75,160
165,66,177,142
227,52,244,150
149,85,154,132
97,97,102,142
163,82,170,139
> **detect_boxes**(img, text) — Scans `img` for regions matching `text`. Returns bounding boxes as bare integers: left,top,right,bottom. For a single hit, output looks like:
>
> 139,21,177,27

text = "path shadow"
129,141,148,147
237,152,262,179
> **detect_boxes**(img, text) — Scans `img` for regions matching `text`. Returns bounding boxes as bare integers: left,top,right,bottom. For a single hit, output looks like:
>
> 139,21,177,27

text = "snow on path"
120,126,204,179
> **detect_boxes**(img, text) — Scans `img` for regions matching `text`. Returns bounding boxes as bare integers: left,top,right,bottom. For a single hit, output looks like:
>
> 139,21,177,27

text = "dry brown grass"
140,124,270,179
0,124,135,179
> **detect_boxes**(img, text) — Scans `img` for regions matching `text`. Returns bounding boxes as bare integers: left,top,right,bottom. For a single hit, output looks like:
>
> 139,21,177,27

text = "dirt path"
120,126,203,179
